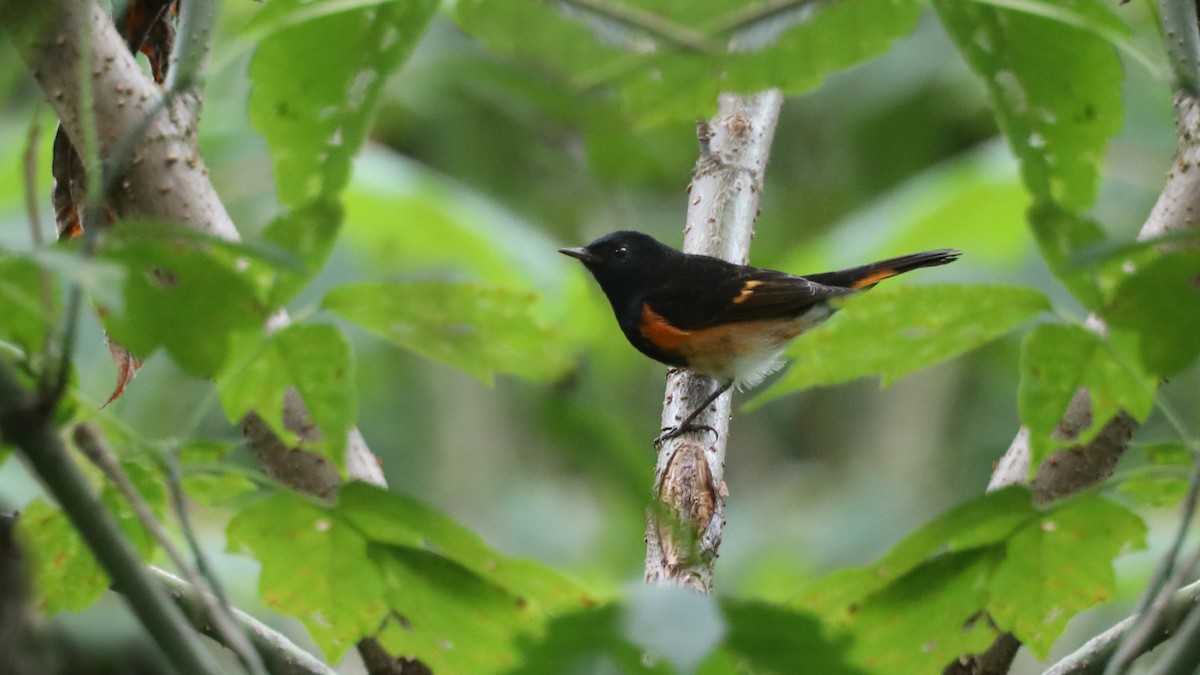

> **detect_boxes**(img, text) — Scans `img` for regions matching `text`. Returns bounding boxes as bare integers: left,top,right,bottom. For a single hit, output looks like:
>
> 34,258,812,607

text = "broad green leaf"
935,0,1123,209
17,499,110,613
988,494,1145,655
719,599,866,675
800,490,1145,669
218,323,356,467
847,548,1002,673
248,0,438,205
323,281,572,384
934,0,1123,306
0,255,56,359
754,285,1049,405
457,0,920,125
507,605,670,675
1018,324,1154,470
98,229,270,378
262,200,344,307
802,487,1034,620
17,467,166,614
338,483,593,615
373,547,545,674
226,493,389,661
1104,250,1200,377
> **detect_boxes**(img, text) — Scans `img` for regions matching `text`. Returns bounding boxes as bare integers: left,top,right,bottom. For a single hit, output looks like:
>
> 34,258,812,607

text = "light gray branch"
151,567,338,675
644,90,783,591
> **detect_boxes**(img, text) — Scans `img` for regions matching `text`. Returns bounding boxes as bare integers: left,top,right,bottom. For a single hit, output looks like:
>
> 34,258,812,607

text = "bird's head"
559,231,679,304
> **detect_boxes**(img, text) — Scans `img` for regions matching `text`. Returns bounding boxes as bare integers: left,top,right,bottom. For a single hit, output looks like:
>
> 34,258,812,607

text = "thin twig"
73,423,268,675
0,364,220,675
1042,576,1200,674
150,567,338,675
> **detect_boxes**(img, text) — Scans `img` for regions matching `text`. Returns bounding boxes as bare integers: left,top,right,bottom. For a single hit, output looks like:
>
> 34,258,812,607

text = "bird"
559,230,961,443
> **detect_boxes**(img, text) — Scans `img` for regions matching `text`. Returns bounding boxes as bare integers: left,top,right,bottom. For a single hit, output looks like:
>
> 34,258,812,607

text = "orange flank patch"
850,268,899,289
639,304,691,351
640,302,808,380
731,279,763,304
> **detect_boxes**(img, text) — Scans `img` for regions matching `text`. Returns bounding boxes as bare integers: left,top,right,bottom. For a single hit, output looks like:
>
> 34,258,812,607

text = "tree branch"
151,567,339,675
955,90,1200,675
0,0,386,487
644,89,783,591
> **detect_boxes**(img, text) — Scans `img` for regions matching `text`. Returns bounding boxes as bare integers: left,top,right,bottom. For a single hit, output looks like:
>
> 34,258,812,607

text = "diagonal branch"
949,91,1200,675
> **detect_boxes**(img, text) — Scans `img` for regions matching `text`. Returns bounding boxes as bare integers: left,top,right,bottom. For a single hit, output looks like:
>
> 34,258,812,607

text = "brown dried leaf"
103,334,143,407
51,126,85,241
121,0,177,84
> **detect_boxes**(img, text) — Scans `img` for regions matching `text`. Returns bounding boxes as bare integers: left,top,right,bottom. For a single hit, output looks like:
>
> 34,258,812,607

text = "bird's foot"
653,423,719,449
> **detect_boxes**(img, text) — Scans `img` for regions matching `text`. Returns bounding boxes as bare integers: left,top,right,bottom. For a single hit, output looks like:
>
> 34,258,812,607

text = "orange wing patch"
640,304,691,351
731,280,763,304
850,268,900,289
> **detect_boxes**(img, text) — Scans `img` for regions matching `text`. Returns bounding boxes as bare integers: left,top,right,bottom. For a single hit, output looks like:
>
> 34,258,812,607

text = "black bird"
560,231,960,442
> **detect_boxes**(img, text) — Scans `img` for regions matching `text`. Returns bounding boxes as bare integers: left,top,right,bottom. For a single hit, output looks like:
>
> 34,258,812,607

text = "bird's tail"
805,249,961,290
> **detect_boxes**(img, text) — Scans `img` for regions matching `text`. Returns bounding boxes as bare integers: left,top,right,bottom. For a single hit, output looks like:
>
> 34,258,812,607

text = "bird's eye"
613,245,629,260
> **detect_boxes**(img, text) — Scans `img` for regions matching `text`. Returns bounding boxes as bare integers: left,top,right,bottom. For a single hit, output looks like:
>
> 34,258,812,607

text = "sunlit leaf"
248,0,438,205
323,281,572,384
218,323,356,467
1104,250,1200,377
226,492,389,661
754,285,1049,405
1018,323,1154,470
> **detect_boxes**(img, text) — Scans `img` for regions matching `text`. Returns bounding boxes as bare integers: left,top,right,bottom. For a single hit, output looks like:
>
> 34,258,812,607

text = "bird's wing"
643,262,854,330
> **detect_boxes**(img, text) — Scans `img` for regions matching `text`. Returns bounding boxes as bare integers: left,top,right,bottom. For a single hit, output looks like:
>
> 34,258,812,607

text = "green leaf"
323,281,572,384
0,254,56,359
373,547,547,674
847,548,1002,673
17,466,166,614
98,228,270,378
936,0,1123,210
719,599,866,675
988,494,1145,655
1018,324,1154,470
754,285,1049,405
248,0,438,205
338,483,593,615
262,200,344,307
17,499,110,613
177,441,257,507
800,489,1145,669
1118,443,1191,508
1104,250,1200,377
507,605,670,675
934,0,1123,306
458,0,920,126
226,492,389,661
218,323,356,467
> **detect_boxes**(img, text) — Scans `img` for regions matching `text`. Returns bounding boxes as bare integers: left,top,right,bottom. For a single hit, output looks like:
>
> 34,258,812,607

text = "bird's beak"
558,247,599,264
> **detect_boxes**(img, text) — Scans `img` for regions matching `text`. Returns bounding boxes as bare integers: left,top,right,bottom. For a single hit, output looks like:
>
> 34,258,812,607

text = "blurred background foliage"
0,0,1196,672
